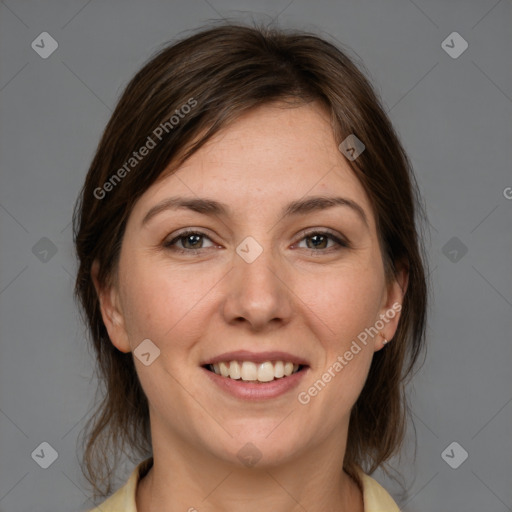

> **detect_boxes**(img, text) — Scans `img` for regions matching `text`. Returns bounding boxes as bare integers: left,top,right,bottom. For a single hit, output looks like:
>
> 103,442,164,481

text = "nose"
221,242,294,332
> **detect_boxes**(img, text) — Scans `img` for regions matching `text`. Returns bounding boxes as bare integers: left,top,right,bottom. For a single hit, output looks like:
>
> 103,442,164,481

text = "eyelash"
163,229,350,255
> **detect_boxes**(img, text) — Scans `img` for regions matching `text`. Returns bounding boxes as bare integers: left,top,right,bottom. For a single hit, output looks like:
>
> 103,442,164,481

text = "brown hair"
73,22,428,498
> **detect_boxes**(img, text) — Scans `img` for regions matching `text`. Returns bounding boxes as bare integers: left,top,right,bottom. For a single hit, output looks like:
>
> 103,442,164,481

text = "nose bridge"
223,234,292,328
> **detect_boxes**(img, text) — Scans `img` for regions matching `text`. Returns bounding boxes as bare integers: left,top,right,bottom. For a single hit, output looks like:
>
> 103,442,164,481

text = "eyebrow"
141,195,369,228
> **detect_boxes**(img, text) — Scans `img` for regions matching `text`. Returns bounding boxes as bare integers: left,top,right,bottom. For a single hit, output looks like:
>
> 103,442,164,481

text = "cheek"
294,266,381,421
118,253,219,348
294,259,385,345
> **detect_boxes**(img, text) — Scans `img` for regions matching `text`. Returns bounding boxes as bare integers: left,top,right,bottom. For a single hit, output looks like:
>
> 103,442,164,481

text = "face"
95,102,405,469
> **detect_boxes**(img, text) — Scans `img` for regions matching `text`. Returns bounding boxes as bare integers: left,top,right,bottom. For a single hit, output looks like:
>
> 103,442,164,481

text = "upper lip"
201,350,310,366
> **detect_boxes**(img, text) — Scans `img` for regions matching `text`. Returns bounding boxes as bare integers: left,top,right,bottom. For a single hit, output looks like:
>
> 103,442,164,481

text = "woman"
74,23,428,512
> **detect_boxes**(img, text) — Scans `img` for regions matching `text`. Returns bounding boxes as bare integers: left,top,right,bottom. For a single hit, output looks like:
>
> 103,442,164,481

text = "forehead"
130,102,375,227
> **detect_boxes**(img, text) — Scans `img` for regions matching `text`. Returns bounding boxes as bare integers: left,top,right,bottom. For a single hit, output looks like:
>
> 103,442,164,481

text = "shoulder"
357,468,401,512
86,458,153,512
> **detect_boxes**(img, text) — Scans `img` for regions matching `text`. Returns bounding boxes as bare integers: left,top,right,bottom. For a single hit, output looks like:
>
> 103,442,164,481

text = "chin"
209,428,305,469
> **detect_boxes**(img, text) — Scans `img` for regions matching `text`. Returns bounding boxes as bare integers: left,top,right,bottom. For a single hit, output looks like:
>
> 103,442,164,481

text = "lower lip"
201,366,309,401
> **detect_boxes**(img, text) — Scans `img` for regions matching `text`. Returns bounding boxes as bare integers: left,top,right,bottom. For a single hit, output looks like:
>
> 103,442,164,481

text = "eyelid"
164,228,217,250
163,227,350,254
293,228,350,250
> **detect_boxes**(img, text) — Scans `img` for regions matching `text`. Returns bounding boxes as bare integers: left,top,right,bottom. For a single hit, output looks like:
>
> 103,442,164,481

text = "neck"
136,430,363,512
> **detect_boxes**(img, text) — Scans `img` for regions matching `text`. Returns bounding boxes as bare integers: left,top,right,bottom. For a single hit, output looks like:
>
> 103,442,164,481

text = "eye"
163,228,349,255
164,230,216,253
295,230,349,252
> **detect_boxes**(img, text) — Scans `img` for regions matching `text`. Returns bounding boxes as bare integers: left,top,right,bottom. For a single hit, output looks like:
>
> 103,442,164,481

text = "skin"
93,101,407,512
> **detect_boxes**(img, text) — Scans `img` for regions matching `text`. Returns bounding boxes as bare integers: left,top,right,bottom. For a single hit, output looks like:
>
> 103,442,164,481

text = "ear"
91,260,131,353
375,261,409,351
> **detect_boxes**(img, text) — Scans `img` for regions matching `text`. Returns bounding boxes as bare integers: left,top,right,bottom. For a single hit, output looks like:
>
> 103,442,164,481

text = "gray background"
1,1,511,511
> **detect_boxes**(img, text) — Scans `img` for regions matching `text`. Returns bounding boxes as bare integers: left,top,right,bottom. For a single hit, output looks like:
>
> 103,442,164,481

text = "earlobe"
91,260,131,353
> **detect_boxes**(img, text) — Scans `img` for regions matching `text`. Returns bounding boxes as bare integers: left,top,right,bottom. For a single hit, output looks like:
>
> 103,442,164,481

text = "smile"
206,360,303,382
201,350,310,400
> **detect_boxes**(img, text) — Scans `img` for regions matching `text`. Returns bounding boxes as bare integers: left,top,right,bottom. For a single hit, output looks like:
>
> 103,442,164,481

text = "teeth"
219,362,230,377
274,361,284,378
284,362,294,376
240,361,258,381
209,361,301,382
229,361,241,379
257,362,275,382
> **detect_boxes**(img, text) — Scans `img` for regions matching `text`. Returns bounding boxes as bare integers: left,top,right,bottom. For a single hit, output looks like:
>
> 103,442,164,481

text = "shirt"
87,457,400,511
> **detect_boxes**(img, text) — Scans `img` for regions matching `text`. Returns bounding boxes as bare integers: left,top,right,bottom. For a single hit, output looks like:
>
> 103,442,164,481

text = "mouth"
203,360,307,383
200,351,310,399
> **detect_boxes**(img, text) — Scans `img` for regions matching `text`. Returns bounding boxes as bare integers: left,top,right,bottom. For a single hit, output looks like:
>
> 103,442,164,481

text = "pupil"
185,234,201,248
308,234,326,249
